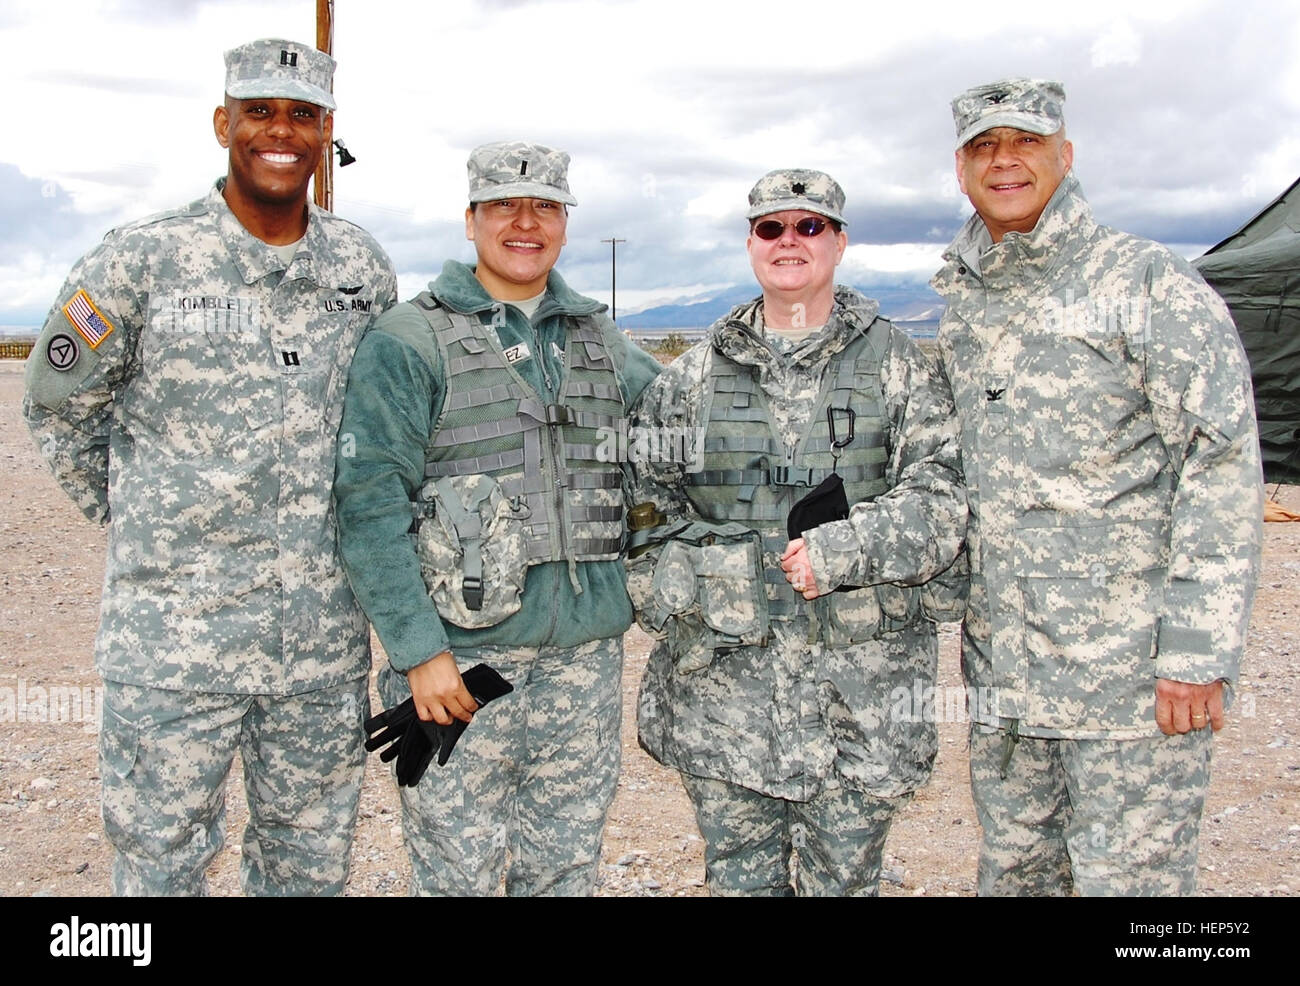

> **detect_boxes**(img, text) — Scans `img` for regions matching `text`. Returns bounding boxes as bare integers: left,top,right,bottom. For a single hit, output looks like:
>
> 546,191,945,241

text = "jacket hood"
932,172,1097,295
711,284,881,372
430,259,605,319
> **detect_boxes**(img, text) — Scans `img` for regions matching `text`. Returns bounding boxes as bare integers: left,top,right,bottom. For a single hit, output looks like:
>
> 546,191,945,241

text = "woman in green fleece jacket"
334,141,660,896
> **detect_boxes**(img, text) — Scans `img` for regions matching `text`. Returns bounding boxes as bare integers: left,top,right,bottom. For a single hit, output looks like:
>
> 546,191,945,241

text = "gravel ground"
0,359,1295,897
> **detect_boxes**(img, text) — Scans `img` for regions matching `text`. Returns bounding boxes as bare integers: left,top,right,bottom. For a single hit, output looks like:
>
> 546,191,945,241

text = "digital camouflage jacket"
931,173,1263,738
24,181,398,694
630,287,965,800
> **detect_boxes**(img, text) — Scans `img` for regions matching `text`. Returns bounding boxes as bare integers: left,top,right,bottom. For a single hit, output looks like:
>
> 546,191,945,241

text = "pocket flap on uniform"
583,340,607,366
1011,518,1170,577
459,334,486,355
819,586,883,646
875,582,918,621
695,540,767,639
651,540,698,615
416,474,528,629
99,703,140,781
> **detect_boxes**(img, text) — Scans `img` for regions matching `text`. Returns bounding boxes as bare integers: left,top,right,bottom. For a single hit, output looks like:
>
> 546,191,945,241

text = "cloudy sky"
3,0,1298,327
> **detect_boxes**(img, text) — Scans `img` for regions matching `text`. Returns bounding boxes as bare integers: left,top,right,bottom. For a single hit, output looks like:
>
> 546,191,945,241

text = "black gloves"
364,663,513,787
786,405,854,540
787,472,849,540
787,474,858,596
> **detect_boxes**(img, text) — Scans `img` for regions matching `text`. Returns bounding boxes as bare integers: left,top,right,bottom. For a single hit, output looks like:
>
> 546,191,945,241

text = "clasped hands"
780,538,821,600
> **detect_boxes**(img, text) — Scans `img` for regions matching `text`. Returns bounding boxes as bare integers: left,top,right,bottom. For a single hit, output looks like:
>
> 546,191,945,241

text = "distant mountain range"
616,282,946,330
1,283,947,339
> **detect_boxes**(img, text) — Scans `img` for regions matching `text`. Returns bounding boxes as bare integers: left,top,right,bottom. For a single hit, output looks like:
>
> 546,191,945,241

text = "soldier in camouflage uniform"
23,39,398,896
334,141,661,895
934,79,1263,895
628,169,965,895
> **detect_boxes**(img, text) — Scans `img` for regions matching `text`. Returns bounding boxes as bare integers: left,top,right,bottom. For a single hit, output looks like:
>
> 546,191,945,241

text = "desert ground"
0,358,1296,896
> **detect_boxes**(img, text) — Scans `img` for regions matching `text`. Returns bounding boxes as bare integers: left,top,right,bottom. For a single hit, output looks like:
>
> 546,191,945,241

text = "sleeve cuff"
804,520,867,591
1153,621,1237,684
384,617,452,674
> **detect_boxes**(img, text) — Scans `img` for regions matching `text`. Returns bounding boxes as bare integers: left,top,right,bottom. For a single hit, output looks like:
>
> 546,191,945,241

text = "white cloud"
1090,18,1142,67
2,0,1299,326
684,186,744,221
842,243,946,277
0,252,70,321
1250,138,1300,200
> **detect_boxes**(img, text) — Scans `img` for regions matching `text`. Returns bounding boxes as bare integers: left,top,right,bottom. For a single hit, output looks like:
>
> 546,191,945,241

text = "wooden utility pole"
312,0,335,211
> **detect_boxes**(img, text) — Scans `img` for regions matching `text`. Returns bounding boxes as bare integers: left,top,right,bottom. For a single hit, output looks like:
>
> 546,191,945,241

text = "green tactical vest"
685,320,893,626
413,293,626,565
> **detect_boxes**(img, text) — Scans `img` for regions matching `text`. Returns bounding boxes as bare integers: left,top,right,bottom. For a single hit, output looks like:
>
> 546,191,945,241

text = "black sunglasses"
753,217,830,240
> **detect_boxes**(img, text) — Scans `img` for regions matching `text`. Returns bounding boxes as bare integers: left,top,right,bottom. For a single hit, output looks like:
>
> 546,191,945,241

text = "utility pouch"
416,474,528,629
919,549,970,623
817,581,922,647
646,521,769,673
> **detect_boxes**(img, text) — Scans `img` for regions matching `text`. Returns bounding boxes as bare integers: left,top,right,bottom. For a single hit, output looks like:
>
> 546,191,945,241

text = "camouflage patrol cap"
952,78,1065,149
467,141,578,206
224,38,336,111
746,169,847,226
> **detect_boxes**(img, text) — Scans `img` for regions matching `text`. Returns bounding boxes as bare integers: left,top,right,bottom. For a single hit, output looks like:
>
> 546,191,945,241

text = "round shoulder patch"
46,333,80,371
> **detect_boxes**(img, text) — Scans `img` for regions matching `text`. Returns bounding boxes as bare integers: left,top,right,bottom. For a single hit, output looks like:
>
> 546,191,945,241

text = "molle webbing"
760,531,806,620
682,326,894,624
685,337,890,524
414,294,626,564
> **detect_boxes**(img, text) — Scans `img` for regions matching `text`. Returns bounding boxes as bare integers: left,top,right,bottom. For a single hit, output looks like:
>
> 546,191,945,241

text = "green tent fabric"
1195,177,1300,483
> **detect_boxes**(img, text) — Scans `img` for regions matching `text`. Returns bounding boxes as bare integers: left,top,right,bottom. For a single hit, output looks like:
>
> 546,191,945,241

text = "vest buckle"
462,575,484,611
545,404,574,426
771,465,814,487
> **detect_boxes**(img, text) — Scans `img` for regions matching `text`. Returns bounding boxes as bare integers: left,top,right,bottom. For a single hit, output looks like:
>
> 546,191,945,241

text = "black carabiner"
826,406,855,469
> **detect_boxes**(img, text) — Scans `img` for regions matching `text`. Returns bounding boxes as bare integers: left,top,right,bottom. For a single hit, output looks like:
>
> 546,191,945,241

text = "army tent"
1195,178,1300,483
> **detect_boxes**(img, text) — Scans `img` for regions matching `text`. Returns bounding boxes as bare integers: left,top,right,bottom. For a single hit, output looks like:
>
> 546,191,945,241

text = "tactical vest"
414,293,626,566
686,321,893,627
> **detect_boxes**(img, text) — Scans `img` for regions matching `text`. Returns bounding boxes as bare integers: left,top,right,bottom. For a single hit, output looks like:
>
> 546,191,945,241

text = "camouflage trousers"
969,724,1213,896
99,676,368,896
680,771,902,896
378,635,622,896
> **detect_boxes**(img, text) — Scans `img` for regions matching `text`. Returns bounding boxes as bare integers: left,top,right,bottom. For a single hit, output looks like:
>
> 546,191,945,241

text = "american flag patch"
62,289,115,349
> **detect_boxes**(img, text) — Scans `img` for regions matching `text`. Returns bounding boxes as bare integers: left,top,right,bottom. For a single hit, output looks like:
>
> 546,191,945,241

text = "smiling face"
956,126,1073,242
465,198,568,300
214,97,331,221
746,209,846,317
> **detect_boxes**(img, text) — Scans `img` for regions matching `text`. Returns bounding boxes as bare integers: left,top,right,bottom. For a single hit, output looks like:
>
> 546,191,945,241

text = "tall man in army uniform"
24,39,398,895
334,141,661,895
628,169,964,895
932,79,1263,895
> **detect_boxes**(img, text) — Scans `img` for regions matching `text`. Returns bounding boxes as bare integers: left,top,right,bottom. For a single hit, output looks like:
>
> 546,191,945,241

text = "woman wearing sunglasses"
625,169,967,895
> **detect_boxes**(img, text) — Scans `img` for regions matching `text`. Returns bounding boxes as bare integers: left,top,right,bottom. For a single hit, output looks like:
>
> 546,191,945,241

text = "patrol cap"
952,78,1065,149
467,141,578,206
746,169,847,226
224,38,336,111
